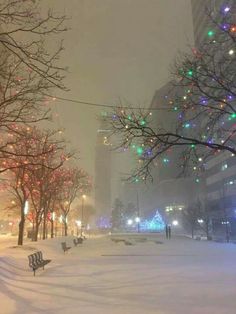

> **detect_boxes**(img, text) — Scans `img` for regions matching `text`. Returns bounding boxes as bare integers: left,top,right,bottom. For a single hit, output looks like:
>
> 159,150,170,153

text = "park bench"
73,237,83,246
77,237,83,243
28,251,51,276
61,242,71,253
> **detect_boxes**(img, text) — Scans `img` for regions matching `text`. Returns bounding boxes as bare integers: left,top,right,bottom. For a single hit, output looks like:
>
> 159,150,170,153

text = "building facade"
137,81,199,227
191,0,236,239
94,115,112,224
205,151,236,239
191,0,234,47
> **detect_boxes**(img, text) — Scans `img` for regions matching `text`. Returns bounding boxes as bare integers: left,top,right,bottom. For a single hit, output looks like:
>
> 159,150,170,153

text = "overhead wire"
45,94,174,111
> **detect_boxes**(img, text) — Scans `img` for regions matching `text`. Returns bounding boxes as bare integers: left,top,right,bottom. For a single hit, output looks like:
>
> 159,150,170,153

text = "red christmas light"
230,25,236,33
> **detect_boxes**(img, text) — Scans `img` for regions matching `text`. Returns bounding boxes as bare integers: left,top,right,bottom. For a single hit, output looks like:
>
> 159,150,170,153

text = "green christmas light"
136,147,143,156
140,120,146,126
191,144,196,148
184,123,190,128
173,106,178,111
163,158,169,163
128,115,132,121
207,30,214,37
231,113,236,118
187,70,193,76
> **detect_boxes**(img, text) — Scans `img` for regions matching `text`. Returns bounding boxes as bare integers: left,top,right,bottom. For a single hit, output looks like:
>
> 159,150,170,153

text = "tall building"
94,115,112,222
205,151,236,238
137,81,198,225
191,0,236,239
191,0,212,47
191,0,234,47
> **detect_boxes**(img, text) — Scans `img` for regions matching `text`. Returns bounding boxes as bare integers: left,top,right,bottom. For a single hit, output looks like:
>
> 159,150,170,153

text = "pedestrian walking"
165,224,169,239
168,225,171,239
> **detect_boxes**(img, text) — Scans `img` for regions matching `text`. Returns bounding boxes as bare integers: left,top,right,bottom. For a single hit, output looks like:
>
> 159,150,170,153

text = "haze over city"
0,0,236,313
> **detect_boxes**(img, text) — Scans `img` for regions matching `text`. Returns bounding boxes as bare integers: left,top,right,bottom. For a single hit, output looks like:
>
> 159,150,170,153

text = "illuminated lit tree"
56,168,92,236
6,167,30,245
26,133,73,242
110,3,236,181
0,0,67,171
4,126,71,244
40,170,63,239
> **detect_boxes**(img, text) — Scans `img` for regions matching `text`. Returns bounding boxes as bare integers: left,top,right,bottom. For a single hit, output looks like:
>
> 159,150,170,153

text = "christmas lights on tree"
109,2,236,181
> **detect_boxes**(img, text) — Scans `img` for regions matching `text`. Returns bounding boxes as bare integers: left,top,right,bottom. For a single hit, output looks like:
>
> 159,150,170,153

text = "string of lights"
45,94,173,111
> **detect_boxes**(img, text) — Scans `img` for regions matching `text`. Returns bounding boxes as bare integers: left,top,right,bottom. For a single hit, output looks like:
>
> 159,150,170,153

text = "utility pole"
222,179,230,243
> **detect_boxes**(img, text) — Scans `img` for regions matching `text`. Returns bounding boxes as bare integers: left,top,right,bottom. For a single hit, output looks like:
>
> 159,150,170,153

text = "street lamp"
76,220,81,236
127,219,133,226
135,216,141,233
81,194,86,237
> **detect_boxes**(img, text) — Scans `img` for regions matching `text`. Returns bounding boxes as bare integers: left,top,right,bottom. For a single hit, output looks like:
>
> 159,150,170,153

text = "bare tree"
5,126,72,244
109,4,236,180
0,0,68,171
182,202,202,239
0,0,67,89
56,167,91,236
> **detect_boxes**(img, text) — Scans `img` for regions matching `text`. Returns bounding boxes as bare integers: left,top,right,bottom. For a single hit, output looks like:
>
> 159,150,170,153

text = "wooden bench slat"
28,251,51,276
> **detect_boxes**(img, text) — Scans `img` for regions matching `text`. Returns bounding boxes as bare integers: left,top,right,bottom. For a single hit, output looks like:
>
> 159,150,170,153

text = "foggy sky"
46,0,194,177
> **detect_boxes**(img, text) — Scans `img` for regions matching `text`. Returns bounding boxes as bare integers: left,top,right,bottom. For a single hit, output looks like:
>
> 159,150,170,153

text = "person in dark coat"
168,225,171,239
165,224,169,239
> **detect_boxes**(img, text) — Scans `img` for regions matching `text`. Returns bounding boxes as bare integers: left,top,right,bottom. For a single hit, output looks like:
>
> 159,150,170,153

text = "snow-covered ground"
0,233,236,314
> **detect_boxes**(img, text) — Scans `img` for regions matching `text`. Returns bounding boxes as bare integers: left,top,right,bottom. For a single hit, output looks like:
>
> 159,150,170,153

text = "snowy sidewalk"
1,234,236,314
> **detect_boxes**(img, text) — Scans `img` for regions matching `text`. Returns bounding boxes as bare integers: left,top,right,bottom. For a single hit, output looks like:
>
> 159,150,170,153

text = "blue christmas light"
140,210,165,232
96,216,111,229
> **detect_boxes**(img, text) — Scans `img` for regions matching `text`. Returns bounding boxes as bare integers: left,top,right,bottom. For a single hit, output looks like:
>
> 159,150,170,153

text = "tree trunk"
64,221,68,236
18,213,25,245
46,222,48,239
33,221,39,241
51,220,54,238
206,224,209,239
42,209,47,240
32,219,35,241
191,225,194,239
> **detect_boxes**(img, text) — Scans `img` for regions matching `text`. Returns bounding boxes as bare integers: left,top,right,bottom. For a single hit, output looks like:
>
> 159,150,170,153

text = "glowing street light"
172,220,179,226
135,217,141,233
24,200,29,215
80,195,86,237
76,220,82,227
127,219,133,226
52,212,56,221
